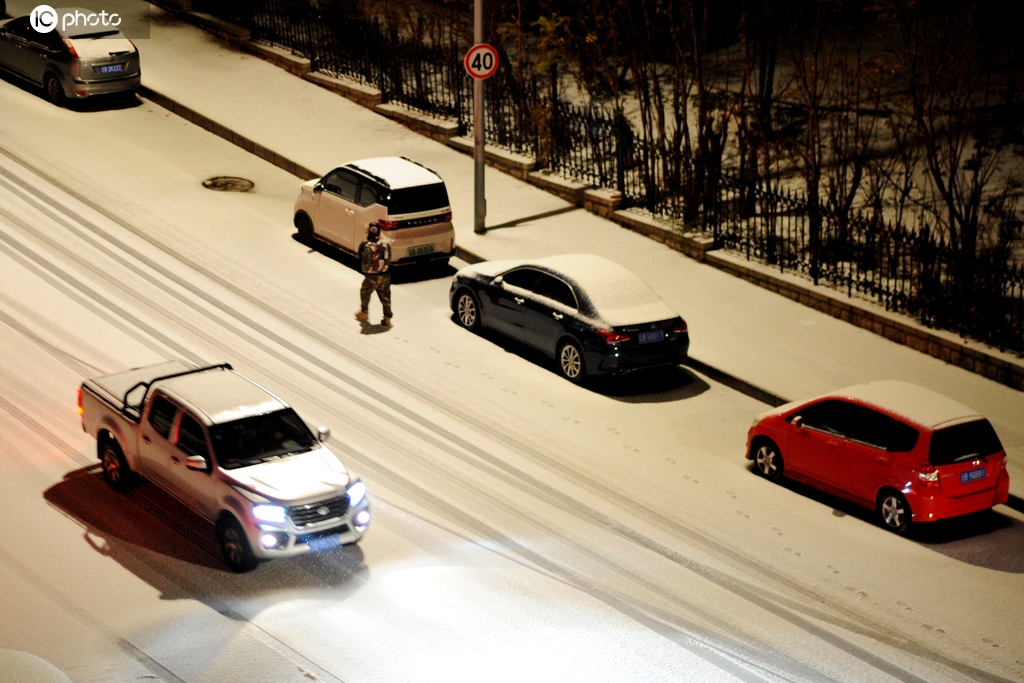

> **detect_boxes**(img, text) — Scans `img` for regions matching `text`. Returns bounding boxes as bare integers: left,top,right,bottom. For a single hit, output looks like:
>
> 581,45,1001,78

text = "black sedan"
449,254,689,382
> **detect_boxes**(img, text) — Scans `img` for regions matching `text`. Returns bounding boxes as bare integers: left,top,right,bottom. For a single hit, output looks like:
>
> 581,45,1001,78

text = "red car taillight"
71,59,81,80
918,462,940,488
672,321,688,334
378,218,399,231
443,211,452,223
597,328,630,344
63,39,79,58
77,388,84,417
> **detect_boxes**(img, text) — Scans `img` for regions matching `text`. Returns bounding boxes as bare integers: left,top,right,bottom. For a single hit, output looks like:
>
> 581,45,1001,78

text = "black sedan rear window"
383,183,450,215
929,419,1003,465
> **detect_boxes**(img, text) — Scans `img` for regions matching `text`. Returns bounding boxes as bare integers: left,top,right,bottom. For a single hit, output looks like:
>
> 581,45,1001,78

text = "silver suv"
0,9,140,106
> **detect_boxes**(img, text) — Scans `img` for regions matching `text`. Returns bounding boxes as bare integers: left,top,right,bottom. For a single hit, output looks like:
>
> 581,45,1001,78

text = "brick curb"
705,251,1024,392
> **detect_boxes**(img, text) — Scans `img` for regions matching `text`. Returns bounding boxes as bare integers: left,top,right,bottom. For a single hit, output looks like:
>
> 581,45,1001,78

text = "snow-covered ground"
0,5,1023,682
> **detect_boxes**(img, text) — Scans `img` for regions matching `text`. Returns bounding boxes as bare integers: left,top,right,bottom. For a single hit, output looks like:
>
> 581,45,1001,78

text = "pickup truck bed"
84,359,194,415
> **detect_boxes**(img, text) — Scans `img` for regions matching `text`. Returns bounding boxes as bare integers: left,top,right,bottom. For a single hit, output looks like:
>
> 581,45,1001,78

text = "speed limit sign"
464,44,499,79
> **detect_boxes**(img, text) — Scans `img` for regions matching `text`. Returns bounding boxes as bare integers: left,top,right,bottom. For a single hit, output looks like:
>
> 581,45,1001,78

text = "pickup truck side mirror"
185,455,208,471
318,426,331,443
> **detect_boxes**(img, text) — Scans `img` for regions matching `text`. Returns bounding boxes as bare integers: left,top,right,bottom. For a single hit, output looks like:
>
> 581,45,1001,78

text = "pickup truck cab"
79,360,370,571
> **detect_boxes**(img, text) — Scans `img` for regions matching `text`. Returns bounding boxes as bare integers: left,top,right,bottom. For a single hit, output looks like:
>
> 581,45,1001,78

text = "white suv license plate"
100,64,124,74
638,329,665,344
409,244,434,257
306,535,342,552
960,467,985,483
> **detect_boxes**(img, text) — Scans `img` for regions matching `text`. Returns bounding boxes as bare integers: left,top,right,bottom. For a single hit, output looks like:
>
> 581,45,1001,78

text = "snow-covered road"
1,72,1022,683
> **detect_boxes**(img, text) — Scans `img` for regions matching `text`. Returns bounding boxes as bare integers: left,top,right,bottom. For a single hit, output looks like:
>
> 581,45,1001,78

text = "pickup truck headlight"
347,480,366,507
253,504,287,523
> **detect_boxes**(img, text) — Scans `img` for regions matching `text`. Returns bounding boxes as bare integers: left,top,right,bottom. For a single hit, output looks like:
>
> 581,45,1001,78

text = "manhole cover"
202,176,254,192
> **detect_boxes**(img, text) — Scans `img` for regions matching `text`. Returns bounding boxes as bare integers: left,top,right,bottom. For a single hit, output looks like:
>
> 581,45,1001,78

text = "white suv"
294,156,455,267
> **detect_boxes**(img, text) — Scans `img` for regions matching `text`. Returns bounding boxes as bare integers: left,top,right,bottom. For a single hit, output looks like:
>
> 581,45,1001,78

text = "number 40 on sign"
464,44,499,79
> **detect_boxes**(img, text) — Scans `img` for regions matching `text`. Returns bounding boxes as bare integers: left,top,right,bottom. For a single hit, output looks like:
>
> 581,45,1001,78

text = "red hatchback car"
746,381,1010,534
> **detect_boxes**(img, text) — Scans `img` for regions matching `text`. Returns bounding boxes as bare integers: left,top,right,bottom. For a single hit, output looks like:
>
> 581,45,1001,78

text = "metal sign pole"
473,0,486,234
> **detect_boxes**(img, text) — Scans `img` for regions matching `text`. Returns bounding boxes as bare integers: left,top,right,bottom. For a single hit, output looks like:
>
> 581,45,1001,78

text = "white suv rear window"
384,183,449,215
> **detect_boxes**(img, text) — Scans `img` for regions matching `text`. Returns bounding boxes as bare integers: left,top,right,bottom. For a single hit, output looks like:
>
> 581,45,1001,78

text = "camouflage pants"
359,273,392,319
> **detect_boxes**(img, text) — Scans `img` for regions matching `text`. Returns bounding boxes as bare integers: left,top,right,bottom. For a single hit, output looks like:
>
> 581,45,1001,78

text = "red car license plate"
960,467,986,483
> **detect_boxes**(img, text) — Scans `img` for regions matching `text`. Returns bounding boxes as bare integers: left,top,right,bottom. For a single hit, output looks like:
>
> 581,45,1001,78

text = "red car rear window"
928,419,1003,465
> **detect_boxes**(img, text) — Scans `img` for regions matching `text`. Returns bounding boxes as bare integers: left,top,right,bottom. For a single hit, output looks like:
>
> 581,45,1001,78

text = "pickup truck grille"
289,496,349,528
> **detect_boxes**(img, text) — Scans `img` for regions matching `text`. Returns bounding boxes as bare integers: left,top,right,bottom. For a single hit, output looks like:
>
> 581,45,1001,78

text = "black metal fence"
188,0,1024,354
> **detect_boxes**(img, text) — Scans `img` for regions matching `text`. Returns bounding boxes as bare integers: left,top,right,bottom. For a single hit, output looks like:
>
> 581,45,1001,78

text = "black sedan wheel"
878,491,911,535
753,441,783,482
557,340,585,383
455,290,480,330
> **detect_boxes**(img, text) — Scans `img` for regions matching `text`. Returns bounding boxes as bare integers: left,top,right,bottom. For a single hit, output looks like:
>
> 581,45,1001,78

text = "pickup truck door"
138,393,179,489
166,412,220,520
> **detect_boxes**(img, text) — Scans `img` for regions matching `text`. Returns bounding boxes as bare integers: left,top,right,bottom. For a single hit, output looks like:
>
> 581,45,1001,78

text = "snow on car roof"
161,370,288,425
825,380,981,429
345,157,443,189
460,254,679,326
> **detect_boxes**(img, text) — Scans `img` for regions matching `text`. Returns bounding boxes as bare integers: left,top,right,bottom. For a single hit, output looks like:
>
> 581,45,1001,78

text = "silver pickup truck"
79,360,370,571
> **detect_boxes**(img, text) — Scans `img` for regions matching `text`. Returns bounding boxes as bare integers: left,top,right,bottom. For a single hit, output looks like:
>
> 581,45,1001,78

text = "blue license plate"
409,244,434,257
960,467,986,483
638,329,665,344
306,535,342,552
100,64,123,74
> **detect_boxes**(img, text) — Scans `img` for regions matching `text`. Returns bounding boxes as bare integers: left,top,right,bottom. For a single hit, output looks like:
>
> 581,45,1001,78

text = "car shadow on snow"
0,69,141,111
291,233,455,283
590,366,710,402
751,464,1024,573
44,466,369,597
455,318,708,401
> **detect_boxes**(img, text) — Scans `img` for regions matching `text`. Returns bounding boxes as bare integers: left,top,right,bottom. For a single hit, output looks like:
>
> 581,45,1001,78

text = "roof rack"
399,155,442,178
344,163,391,189
121,363,233,419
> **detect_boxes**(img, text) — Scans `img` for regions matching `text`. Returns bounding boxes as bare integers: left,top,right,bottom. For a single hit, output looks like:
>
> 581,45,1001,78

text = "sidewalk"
134,7,1023,488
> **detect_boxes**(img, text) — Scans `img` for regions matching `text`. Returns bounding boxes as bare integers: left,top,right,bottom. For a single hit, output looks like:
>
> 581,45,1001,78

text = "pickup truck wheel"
218,517,257,572
100,441,134,492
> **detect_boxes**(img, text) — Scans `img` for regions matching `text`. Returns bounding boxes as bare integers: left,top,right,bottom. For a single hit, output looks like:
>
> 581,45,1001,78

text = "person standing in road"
355,223,393,327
